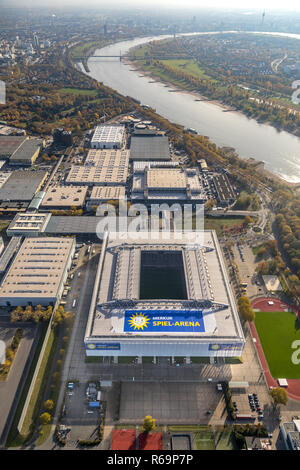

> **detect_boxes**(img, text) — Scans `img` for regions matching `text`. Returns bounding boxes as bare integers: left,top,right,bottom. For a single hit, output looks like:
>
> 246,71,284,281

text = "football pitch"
255,311,300,379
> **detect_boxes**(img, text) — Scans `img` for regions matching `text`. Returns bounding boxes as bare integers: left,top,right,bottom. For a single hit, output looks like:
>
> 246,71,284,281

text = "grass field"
203,216,245,237
255,311,300,378
193,426,215,450
59,87,98,96
160,59,209,80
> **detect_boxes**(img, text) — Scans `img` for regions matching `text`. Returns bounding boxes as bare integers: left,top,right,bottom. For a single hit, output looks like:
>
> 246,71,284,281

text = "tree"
142,415,156,433
269,387,288,407
44,399,54,411
40,412,51,425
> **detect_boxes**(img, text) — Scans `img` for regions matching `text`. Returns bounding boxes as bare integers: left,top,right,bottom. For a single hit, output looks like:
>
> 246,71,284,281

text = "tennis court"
138,432,163,450
111,429,136,450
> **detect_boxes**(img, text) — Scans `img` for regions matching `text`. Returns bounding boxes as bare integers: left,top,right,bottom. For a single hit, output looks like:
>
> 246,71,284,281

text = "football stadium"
84,231,245,358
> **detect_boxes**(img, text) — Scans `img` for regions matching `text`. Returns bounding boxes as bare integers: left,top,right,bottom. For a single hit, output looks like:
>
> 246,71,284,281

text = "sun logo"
128,313,150,330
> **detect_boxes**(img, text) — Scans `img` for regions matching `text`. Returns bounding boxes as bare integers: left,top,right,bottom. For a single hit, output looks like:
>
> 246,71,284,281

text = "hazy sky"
2,0,300,10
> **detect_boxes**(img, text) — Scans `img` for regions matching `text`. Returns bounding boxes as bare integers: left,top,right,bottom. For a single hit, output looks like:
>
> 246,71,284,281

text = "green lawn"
160,59,210,80
255,311,300,378
203,216,246,237
215,427,238,450
59,87,98,96
193,426,215,450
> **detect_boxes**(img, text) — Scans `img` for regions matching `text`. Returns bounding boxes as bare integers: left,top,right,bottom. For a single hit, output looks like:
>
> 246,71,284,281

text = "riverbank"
82,34,300,183
125,52,300,140
124,58,238,114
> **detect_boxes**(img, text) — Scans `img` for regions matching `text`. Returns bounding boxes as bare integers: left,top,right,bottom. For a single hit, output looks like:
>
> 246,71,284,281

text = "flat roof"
41,185,88,207
130,136,171,161
91,125,125,145
0,170,47,201
66,164,128,185
0,237,74,300
85,149,129,168
89,186,125,201
8,212,51,234
9,138,43,163
0,136,27,157
45,215,105,234
0,172,12,188
85,231,245,344
147,169,187,189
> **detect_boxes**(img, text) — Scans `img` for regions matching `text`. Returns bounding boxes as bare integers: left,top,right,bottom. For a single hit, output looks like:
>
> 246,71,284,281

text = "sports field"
255,311,300,379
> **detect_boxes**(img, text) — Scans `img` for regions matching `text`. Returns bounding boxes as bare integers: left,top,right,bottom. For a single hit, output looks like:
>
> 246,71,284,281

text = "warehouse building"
90,125,125,149
84,231,245,358
0,136,27,159
85,149,129,168
7,212,52,237
132,167,205,203
66,164,128,186
0,237,75,307
0,171,12,189
40,185,88,210
87,186,125,209
130,135,171,161
0,170,48,202
8,138,44,166
0,136,44,166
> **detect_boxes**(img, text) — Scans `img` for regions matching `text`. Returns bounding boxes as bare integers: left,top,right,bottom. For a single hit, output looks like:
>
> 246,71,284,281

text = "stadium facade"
84,231,245,358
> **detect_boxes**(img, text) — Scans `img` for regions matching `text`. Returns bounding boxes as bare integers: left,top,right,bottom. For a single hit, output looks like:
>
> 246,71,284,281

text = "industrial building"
84,231,245,358
0,136,44,166
0,136,27,159
0,237,75,307
131,167,205,202
87,186,126,209
85,149,129,168
40,185,88,209
7,213,52,237
130,135,171,161
90,125,125,149
66,163,128,186
0,170,47,202
0,171,12,189
8,138,44,166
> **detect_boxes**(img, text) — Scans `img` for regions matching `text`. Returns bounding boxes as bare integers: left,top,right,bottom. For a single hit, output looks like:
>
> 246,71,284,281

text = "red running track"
251,296,300,401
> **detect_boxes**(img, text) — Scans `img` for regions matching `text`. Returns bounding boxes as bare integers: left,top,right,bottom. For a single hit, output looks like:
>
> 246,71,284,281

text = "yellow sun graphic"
128,313,150,330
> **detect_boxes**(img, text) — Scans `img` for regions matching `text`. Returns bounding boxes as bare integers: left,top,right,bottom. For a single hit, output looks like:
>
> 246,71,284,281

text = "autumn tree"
142,415,156,433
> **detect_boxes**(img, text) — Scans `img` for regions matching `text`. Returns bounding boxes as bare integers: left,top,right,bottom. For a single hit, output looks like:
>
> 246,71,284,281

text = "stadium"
84,231,245,358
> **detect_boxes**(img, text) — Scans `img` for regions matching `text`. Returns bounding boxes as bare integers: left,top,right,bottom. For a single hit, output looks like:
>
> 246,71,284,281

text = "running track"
251,297,300,401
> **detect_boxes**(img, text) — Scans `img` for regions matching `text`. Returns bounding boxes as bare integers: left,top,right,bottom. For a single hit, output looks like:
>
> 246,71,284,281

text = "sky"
1,0,300,10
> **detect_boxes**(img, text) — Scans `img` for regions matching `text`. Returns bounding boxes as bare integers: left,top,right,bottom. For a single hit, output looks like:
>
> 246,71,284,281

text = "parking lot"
231,243,265,298
119,382,224,424
60,382,102,444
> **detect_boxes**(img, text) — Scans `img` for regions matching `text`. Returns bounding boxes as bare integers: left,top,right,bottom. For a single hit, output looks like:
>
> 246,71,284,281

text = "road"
0,323,39,447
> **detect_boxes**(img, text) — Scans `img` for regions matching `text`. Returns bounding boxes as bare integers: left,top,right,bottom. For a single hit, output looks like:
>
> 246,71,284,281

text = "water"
81,32,300,183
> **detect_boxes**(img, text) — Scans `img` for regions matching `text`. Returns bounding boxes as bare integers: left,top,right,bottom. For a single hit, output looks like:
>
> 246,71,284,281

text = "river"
80,32,300,183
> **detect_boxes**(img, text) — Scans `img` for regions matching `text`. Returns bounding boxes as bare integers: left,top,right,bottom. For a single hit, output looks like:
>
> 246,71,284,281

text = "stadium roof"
130,136,171,161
